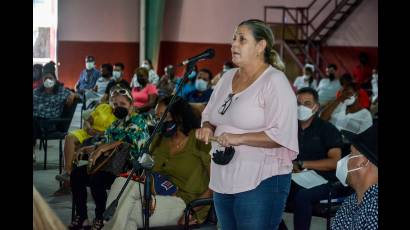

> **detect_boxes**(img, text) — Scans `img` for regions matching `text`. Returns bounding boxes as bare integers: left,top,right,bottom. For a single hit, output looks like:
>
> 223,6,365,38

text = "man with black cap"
75,55,101,94
331,123,378,229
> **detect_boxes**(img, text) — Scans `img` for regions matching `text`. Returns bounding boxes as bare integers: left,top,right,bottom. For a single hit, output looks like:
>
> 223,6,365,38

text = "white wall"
162,0,309,44
162,0,378,47
57,0,377,46
327,0,378,46
58,0,139,42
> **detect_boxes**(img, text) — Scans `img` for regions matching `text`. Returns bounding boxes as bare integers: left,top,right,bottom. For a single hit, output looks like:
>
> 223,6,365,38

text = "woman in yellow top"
55,101,117,185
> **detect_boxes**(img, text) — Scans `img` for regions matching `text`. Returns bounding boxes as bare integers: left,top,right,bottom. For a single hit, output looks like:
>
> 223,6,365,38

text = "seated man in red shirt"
336,73,370,109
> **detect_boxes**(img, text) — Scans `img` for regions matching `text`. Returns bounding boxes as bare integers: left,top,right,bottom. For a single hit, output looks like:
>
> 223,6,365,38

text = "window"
33,0,58,69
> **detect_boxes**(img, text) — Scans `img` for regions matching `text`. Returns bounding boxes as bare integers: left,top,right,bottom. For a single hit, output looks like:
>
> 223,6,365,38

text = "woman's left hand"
217,133,242,147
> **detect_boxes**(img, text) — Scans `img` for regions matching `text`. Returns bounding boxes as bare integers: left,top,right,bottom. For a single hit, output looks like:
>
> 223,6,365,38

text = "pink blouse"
131,84,158,107
202,66,299,194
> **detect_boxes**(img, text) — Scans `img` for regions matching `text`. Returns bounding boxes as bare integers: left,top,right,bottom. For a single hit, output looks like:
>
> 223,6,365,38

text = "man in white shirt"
293,64,318,90
84,63,113,108
317,64,341,106
320,82,372,134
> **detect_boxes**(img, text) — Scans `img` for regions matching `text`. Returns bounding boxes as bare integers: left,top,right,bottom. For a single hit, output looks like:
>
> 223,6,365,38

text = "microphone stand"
103,62,196,230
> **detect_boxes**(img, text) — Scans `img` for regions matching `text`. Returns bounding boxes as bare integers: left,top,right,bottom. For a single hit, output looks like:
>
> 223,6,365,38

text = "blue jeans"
214,174,291,230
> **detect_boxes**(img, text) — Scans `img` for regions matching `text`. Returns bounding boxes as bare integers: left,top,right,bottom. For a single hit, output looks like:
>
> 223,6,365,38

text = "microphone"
138,153,155,169
178,48,215,66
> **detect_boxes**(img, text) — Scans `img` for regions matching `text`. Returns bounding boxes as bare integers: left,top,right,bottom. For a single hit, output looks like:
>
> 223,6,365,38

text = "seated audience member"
336,73,370,109
331,123,378,229
131,67,159,113
143,58,160,86
370,68,378,117
352,52,373,91
85,63,113,107
69,87,149,230
320,82,373,134
371,68,378,103
211,61,235,87
158,64,176,97
104,96,212,230
131,59,160,87
75,56,101,95
185,68,214,103
317,64,341,106
33,186,66,230
283,87,342,230
176,65,198,98
101,62,130,103
33,64,43,89
293,64,318,90
33,67,77,161
54,90,118,187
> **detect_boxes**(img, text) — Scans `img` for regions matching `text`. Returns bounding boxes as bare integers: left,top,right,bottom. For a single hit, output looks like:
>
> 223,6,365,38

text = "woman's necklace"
169,135,188,154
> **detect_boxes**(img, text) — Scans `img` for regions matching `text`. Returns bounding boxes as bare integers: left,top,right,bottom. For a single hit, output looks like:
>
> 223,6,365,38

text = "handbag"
149,172,178,196
119,171,178,216
119,171,178,196
85,142,130,175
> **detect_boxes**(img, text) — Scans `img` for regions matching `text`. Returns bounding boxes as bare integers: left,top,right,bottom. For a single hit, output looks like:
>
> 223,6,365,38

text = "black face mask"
102,73,110,78
113,107,129,119
328,73,335,81
137,76,148,86
212,146,235,165
161,121,178,137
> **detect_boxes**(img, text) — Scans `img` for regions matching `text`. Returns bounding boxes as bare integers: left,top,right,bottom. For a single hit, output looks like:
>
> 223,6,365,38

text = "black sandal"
91,219,104,230
68,215,90,230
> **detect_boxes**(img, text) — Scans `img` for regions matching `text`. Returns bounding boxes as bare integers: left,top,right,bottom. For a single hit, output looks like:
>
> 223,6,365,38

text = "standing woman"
196,19,299,230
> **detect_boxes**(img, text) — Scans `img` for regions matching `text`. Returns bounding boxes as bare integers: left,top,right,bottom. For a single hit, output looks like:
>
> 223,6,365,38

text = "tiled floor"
33,103,327,229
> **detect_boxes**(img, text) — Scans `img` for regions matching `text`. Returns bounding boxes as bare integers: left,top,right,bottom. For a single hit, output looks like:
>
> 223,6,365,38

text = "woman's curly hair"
158,96,200,135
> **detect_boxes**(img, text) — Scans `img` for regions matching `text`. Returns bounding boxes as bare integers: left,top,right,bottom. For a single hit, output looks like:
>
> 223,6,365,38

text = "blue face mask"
195,79,208,92
188,71,197,80
161,120,178,137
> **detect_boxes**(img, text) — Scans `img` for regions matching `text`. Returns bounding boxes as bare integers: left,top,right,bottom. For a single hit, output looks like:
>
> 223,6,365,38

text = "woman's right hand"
195,126,214,145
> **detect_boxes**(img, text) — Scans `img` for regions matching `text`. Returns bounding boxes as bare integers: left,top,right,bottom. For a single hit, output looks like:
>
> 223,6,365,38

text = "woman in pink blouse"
131,67,158,113
196,19,299,229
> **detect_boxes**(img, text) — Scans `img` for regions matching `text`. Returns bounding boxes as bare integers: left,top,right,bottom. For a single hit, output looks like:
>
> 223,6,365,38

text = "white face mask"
141,63,149,69
112,71,122,80
43,79,55,88
297,105,316,121
195,79,208,92
344,95,356,106
86,62,95,70
336,154,369,186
